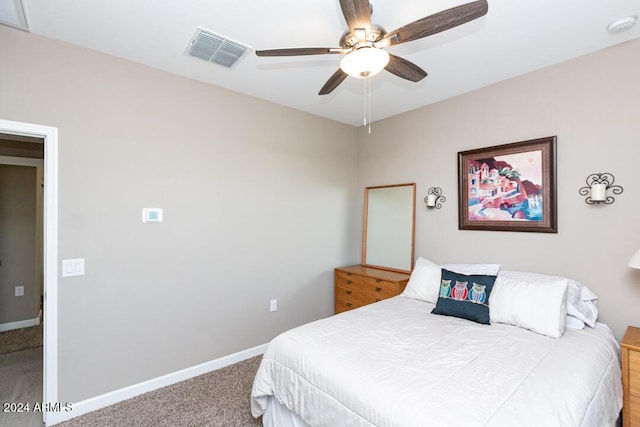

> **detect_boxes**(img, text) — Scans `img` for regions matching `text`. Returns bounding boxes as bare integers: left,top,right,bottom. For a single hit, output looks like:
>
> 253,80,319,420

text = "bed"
251,261,623,427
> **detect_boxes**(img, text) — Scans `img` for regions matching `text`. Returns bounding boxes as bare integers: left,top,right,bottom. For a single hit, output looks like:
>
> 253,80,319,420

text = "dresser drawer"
630,352,640,397
630,351,640,372
335,276,397,302
335,294,368,313
361,277,399,299
335,298,357,314
335,271,365,286
362,276,398,291
335,282,361,299
632,373,640,399
336,283,385,302
630,394,640,426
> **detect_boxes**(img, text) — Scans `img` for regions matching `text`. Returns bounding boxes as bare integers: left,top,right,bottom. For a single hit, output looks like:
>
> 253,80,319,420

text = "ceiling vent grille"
185,27,249,68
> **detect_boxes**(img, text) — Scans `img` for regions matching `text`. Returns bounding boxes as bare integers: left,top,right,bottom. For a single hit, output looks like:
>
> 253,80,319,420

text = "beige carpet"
0,323,43,355
54,355,263,427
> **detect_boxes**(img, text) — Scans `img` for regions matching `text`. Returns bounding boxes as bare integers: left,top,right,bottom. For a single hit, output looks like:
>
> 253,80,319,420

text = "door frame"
0,119,58,426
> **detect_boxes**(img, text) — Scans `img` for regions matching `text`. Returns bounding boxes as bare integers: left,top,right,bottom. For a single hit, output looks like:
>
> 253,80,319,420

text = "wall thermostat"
142,208,163,223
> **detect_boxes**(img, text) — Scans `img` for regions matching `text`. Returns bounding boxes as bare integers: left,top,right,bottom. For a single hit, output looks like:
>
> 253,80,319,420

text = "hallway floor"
0,347,43,427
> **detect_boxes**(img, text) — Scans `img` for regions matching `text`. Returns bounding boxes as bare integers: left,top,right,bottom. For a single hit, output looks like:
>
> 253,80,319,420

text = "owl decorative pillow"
431,269,497,325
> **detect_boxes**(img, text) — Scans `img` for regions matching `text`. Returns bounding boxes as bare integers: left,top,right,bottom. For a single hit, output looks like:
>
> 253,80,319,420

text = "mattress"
251,296,622,427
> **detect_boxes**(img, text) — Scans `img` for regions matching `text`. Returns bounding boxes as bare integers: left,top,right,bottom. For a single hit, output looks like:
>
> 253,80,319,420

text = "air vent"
185,28,249,68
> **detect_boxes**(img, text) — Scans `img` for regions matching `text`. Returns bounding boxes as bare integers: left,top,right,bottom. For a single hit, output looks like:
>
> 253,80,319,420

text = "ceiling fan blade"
256,47,347,57
382,0,488,46
339,0,372,33
385,54,428,82
319,69,348,95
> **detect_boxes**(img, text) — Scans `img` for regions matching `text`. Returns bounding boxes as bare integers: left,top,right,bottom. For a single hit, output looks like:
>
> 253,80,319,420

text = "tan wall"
0,164,39,325
0,26,359,402
357,38,640,341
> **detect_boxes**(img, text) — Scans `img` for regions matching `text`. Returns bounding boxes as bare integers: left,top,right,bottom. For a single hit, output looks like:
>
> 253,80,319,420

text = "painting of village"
466,149,544,222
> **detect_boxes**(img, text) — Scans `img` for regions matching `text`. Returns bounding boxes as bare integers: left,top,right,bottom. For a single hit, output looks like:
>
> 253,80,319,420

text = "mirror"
362,183,416,273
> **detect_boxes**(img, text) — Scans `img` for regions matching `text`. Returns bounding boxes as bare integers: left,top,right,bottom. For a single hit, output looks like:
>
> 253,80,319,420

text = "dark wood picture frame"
458,136,557,233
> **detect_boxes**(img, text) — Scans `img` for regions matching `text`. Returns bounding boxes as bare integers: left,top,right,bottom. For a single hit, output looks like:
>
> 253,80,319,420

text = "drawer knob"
346,290,352,294
346,280,352,285
375,287,382,292
375,278,382,282
346,272,352,276
375,299,381,302
346,302,352,307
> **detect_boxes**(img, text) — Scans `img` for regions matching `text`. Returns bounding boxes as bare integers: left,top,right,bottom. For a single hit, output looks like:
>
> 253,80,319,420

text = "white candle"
426,194,437,207
590,183,607,201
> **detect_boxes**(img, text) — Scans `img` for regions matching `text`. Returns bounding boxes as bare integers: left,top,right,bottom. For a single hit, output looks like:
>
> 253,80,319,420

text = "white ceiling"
10,0,640,126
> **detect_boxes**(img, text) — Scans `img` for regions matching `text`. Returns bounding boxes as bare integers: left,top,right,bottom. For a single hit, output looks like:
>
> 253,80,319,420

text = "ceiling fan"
255,0,488,95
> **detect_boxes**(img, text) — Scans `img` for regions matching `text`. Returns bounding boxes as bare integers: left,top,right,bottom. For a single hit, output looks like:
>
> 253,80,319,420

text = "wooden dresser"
334,265,411,314
622,325,640,427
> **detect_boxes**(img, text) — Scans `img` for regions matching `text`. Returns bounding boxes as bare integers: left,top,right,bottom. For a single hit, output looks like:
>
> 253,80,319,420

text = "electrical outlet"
270,299,278,312
15,285,24,297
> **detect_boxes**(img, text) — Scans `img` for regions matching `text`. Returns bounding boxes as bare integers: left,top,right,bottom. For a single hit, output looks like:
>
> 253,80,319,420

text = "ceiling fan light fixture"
340,47,390,78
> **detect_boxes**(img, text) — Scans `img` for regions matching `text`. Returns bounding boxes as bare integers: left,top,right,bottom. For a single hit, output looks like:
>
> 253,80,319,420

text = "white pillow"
498,270,598,327
566,280,598,327
565,315,586,330
490,276,568,338
402,258,501,304
402,258,441,303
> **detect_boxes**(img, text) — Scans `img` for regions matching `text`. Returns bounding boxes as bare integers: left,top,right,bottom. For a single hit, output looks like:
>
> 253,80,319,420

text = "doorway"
0,119,58,427
0,158,43,427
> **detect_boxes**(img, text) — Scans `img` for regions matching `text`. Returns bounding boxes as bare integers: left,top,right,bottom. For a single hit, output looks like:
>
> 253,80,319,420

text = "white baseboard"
0,315,41,332
46,343,268,426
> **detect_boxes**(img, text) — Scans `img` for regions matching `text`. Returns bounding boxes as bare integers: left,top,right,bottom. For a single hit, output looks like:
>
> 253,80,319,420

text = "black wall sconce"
425,187,445,209
578,173,623,204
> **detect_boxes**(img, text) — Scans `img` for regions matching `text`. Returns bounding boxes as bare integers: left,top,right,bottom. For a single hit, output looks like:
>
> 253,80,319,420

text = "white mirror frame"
362,183,416,273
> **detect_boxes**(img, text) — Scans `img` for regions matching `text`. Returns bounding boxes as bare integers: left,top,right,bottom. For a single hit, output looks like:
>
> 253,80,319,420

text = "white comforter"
251,296,622,427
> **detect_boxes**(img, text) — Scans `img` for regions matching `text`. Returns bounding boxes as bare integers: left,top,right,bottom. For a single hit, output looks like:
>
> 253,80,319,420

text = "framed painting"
457,136,557,233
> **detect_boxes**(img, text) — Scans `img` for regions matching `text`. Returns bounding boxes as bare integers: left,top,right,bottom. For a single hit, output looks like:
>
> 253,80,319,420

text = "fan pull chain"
367,77,372,134
363,78,367,127
363,77,373,134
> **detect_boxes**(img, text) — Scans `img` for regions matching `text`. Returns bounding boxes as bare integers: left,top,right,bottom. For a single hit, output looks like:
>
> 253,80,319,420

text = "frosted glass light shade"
340,47,390,78
590,183,607,201
628,248,640,269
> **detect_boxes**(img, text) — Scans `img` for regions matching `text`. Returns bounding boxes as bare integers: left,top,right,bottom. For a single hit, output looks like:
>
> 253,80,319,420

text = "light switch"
62,259,85,277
